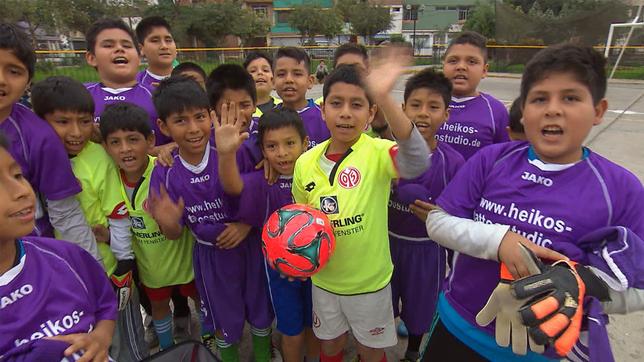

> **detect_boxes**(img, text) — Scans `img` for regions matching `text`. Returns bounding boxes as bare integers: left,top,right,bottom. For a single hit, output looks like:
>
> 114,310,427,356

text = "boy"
291,47,430,362
508,97,527,141
135,16,177,91
387,68,465,362
84,18,173,147
0,23,100,261
172,62,207,90
31,77,149,362
147,76,273,362
214,108,319,362
100,103,197,351
273,47,330,148
413,44,644,361
436,31,510,159
0,132,117,361
243,51,282,118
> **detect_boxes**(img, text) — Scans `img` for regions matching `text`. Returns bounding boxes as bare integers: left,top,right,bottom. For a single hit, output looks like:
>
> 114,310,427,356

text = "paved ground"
200,75,644,361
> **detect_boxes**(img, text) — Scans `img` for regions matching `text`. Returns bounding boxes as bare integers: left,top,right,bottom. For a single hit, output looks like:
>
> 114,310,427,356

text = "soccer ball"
262,204,335,278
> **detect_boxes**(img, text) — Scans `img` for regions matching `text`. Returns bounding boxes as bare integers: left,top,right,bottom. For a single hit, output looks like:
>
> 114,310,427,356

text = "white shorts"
312,283,397,349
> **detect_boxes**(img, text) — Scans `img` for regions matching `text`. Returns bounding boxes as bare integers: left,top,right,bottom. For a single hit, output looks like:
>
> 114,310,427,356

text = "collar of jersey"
527,145,589,172
0,240,26,286
179,142,210,174
145,69,169,81
100,85,134,94
451,95,477,103
276,99,315,113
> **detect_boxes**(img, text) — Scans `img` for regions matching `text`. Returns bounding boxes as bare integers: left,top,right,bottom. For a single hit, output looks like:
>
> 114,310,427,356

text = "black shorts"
421,319,489,362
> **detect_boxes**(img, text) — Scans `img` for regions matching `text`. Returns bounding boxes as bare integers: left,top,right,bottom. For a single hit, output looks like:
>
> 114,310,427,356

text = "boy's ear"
307,74,314,90
366,103,377,127
482,62,489,79
593,98,608,126
157,118,171,137
302,136,310,148
85,51,97,68
146,134,156,150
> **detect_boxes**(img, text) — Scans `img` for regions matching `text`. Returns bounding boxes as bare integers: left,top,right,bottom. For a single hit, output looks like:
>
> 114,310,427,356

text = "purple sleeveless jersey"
0,104,81,237
435,93,510,160
0,237,117,356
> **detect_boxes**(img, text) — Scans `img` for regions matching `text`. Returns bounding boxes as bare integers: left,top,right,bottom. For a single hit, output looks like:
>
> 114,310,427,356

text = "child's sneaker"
271,343,283,362
144,315,159,348
396,320,409,337
173,315,192,342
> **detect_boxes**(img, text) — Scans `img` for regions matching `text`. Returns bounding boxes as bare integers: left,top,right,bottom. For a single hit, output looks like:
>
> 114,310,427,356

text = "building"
270,0,335,46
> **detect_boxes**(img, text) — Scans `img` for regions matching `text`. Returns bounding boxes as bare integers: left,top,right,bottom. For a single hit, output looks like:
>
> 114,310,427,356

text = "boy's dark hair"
275,47,311,73
509,97,525,134
86,18,138,54
0,23,36,80
521,43,607,105
135,16,172,44
99,102,152,140
446,31,487,62
258,109,307,147
243,51,274,71
323,64,372,105
206,64,257,108
333,43,368,68
172,62,206,80
154,75,210,121
404,68,452,108
31,76,95,119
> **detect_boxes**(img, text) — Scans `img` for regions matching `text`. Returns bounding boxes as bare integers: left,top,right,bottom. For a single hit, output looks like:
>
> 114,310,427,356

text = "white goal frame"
605,3,644,79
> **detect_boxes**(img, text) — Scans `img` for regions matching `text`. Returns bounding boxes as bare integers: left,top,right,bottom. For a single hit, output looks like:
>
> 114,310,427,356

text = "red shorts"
143,281,197,301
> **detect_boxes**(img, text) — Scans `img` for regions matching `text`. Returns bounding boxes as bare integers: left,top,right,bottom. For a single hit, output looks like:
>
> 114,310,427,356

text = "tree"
288,5,343,45
464,1,496,39
345,4,392,44
0,0,58,49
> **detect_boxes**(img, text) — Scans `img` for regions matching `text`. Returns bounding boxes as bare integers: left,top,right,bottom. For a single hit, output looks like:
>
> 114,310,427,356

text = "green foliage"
464,1,496,39
288,5,343,44
339,2,392,44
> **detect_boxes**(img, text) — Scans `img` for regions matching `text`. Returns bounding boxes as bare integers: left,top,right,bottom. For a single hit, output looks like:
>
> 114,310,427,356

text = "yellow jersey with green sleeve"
120,156,195,289
66,142,125,276
252,96,283,118
292,133,399,295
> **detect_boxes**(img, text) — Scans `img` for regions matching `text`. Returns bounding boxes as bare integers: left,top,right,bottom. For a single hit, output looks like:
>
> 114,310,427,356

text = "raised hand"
147,184,184,236
213,102,249,155
365,45,413,99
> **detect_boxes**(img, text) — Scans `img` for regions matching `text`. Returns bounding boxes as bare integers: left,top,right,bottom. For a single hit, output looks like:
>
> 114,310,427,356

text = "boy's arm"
148,168,184,240
108,216,134,261
214,105,249,196
48,197,101,263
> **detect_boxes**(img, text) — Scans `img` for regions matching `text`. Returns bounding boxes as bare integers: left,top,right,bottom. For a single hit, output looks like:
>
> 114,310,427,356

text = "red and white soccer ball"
262,204,336,278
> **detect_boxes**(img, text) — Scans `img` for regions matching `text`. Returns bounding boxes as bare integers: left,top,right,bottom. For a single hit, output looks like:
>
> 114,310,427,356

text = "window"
253,6,268,18
458,7,470,21
276,10,291,24
392,7,401,12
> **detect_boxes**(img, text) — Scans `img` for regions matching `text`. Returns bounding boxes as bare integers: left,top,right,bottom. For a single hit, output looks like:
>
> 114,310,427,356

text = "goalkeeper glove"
110,259,135,311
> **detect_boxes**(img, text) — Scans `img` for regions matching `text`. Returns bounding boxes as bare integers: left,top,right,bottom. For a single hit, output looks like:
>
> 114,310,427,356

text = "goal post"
606,1,644,79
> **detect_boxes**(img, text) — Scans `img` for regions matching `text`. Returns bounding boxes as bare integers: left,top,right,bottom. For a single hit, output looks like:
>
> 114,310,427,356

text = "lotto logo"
337,167,361,189
312,312,321,328
369,327,385,336
131,216,145,229
320,196,339,214
109,202,128,219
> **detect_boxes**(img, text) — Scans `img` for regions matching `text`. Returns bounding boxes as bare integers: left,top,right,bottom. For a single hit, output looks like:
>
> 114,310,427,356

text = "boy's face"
86,28,140,86
522,72,607,164
322,82,376,147
0,49,30,120
246,57,274,97
103,129,154,177
44,110,94,155
261,127,308,176
335,53,368,73
215,89,255,132
140,26,177,70
443,44,488,97
158,107,212,159
178,71,206,90
403,88,449,144
0,147,36,241
274,57,313,108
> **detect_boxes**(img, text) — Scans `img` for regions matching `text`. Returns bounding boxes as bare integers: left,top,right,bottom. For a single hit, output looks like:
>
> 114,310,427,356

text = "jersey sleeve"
292,157,308,205
492,98,511,143
611,171,644,239
148,163,185,227
235,171,268,228
436,146,497,218
34,129,81,201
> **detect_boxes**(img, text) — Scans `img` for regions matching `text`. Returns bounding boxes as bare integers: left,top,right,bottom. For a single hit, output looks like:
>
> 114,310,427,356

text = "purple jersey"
435,93,510,160
0,104,81,237
277,99,330,148
136,69,168,92
236,172,293,227
85,82,171,146
0,237,117,356
149,144,255,244
388,143,464,240
436,141,644,334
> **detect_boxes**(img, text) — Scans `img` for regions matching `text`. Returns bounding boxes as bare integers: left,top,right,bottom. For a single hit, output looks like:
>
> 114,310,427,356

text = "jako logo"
337,167,361,189
104,95,126,101
521,172,553,187
1,284,34,309
191,174,210,184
